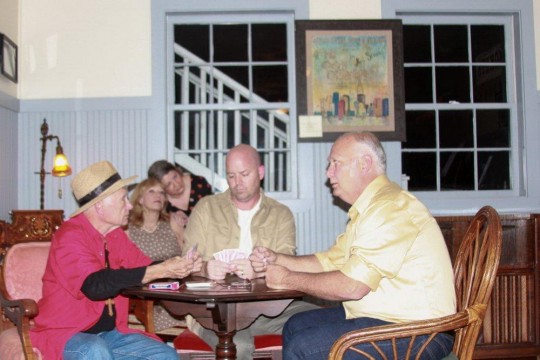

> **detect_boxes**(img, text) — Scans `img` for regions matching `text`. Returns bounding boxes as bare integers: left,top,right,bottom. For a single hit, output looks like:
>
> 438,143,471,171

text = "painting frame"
0,33,18,83
296,20,405,142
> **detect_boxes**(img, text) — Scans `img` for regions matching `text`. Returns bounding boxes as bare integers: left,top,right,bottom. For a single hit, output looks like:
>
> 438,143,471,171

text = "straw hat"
71,161,137,217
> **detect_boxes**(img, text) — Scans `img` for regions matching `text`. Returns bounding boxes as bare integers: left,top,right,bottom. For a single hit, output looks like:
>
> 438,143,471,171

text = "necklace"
142,222,159,233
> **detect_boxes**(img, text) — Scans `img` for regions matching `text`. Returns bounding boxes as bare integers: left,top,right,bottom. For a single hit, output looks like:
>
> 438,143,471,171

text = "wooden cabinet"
436,214,540,359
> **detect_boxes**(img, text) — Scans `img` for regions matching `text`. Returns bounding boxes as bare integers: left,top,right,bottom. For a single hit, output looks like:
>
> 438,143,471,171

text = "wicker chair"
328,205,503,360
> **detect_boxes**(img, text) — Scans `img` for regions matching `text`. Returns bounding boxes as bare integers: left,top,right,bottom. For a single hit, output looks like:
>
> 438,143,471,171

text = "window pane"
403,25,432,63
439,110,473,148
476,109,510,147
175,66,217,105
478,151,510,190
405,67,433,103
403,111,436,148
175,25,210,62
471,25,505,62
473,66,507,103
434,25,468,62
436,66,470,103
402,152,437,191
400,13,514,195
253,65,288,102
170,16,294,194
440,152,474,190
176,109,254,149
214,24,248,62
175,110,218,150
253,24,287,61
216,65,249,92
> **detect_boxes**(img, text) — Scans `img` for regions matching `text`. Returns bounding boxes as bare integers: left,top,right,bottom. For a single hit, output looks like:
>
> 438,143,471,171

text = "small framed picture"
0,33,18,83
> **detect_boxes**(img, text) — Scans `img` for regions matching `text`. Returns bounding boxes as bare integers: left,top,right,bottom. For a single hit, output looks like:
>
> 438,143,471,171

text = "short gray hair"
342,132,387,173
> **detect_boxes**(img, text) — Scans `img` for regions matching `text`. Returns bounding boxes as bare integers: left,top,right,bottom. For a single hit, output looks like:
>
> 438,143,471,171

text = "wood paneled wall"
436,214,540,359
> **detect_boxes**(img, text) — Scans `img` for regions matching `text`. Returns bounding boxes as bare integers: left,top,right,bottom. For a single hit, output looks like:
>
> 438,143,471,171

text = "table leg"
215,330,237,360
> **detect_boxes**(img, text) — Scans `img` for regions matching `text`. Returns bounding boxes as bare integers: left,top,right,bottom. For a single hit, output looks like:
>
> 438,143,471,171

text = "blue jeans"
63,329,179,359
283,306,453,360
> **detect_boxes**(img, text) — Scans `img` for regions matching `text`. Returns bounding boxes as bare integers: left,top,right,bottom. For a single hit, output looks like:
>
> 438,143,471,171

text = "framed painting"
0,33,18,83
296,20,405,142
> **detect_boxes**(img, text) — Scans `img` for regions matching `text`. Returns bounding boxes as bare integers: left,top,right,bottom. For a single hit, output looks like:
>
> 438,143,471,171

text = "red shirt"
30,214,154,359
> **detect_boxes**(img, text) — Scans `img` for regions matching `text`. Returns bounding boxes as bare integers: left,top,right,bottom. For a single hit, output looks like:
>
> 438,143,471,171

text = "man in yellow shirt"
250,131,456,359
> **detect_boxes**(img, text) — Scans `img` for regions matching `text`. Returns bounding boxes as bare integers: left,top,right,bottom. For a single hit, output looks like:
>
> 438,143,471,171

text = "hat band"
77,173,122,207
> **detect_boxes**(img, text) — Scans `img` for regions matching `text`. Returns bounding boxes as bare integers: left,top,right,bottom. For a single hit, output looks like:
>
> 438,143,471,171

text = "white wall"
20,0,151,99
14,0,540,97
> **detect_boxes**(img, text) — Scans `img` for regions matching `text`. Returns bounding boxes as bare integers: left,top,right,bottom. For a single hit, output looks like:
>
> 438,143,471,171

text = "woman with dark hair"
147,160,213,218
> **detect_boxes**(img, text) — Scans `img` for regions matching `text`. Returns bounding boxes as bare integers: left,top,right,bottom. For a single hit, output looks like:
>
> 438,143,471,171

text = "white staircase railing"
171,44,291,192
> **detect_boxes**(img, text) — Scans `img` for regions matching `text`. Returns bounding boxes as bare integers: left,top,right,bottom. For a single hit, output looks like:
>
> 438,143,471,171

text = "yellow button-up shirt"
315,175,456,323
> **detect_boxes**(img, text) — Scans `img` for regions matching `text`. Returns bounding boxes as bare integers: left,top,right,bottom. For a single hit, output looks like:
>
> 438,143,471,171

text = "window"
167,13,296,194
400,16,516,193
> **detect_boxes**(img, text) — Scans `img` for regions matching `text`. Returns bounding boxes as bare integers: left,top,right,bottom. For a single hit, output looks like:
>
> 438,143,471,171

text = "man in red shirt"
30,160,201,359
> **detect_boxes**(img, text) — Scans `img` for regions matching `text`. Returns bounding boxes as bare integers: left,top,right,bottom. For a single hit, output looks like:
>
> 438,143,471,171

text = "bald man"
182,144,318,359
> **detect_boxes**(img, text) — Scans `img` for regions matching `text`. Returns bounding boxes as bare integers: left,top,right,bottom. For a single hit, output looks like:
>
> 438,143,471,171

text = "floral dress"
129,221,185,331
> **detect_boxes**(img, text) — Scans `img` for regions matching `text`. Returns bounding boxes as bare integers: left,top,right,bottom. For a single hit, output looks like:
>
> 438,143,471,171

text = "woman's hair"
147,160,183,181
129,178,169,227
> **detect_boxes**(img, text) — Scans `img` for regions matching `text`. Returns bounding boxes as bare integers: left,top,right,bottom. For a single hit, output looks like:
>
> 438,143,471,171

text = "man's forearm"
276,253,322,273
282,270,370,301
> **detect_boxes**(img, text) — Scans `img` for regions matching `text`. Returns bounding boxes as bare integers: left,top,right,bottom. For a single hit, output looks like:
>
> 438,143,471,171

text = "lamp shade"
52,145,72,177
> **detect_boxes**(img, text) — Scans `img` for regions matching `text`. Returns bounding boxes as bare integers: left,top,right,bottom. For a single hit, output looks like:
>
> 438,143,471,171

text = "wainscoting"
436,213,540,359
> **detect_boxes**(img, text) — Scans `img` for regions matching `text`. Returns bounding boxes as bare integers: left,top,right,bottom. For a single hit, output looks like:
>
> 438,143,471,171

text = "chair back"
0,210,62,360
1,242,50,302
452,206,502,358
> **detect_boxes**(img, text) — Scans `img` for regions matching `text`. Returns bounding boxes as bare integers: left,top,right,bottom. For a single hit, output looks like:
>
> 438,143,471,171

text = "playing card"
213,249,248,263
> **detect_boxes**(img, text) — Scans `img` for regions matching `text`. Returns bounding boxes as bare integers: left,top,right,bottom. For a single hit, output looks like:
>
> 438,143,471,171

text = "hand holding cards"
213,248,248,263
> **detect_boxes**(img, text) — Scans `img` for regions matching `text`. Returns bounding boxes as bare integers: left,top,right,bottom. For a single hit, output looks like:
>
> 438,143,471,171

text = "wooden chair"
0,210,63,360
328,205,503,360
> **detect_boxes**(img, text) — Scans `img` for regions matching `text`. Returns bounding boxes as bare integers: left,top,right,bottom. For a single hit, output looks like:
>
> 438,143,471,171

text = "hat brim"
70,175,137,217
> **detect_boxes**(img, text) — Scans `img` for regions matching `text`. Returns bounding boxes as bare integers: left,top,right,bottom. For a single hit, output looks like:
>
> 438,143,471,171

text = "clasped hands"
206,246,274,280
248,246,288,289
204,247,288,288
206,258,254,280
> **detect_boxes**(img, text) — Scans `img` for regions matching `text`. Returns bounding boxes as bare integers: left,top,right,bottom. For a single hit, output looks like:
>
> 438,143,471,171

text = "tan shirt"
315,175,456,323
183,189,296,260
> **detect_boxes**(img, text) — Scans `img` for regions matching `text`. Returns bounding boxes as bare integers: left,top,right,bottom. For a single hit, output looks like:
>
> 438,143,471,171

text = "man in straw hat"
30,160,201,359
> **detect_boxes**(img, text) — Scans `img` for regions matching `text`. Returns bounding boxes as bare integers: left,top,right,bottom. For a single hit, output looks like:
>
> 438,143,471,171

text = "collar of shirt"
348,175,391,222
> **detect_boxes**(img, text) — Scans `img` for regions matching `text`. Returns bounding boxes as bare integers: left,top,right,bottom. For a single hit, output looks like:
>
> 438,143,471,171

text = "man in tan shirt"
183,144,318,359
